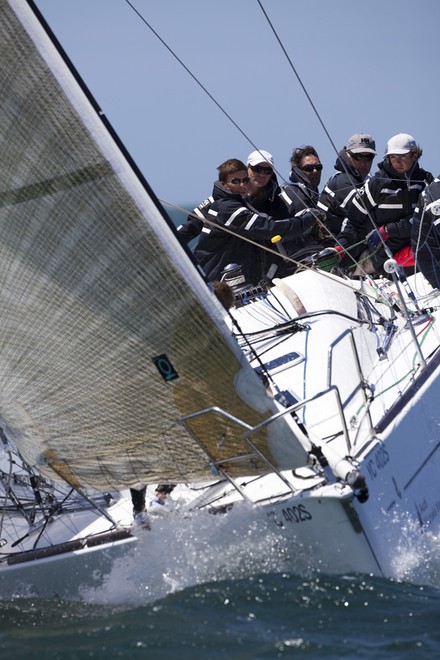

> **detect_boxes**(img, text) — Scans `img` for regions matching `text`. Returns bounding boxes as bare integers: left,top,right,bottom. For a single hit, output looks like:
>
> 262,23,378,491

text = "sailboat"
1,0,440,599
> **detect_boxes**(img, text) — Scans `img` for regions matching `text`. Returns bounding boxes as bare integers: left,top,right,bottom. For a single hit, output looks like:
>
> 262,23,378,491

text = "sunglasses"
350,153,375,162
301,163,323,172
229,176,250,185
249,164,273,175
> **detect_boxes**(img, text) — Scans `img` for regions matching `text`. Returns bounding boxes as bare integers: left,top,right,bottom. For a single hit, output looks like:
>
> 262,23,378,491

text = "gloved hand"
312,219,332,242
313,210,327,223
367,226,389,251
313,246,343,272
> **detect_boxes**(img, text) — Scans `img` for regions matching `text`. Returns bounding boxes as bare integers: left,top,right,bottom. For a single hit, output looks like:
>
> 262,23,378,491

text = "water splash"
80,502,306,606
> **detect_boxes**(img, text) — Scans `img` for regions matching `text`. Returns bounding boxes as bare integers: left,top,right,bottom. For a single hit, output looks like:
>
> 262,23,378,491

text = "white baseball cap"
385,133,418,155
247,150,274,168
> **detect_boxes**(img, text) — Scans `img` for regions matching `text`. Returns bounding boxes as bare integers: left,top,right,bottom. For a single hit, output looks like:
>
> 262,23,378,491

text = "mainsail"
0,1,308,490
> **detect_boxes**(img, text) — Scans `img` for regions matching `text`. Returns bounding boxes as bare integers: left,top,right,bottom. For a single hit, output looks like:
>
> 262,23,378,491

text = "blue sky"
35,0,440,218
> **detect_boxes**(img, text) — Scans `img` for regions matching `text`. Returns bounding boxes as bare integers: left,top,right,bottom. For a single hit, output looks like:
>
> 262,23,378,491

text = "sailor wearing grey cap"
346,134,377,154
318,133,376,236
337,133,433,275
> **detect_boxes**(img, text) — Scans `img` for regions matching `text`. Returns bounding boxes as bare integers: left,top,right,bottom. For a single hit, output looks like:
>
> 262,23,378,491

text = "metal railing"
327,327,374,439
177,325,381,501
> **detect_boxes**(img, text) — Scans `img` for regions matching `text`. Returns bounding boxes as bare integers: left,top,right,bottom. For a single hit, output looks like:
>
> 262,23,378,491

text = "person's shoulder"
210,190,249,219
195,195,214,211
267,175,281,194
322,171,346,190
428,176,440,188
281,180,304,192
367,168,389,188
419,167,434,184
423,176,440,197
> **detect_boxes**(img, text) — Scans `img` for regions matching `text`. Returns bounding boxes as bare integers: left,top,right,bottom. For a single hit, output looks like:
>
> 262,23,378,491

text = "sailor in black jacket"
280,166,318,215
317,134,376,235
338,134,433,273
279,145,326,254
411,177,440,288
193,159,319,285
247,150,287,219
280,145,321,215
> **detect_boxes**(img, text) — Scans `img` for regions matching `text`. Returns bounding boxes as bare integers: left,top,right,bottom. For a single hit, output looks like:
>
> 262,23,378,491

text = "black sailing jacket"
317,151,368,235
411,176,440,288
193,181,317,284
338,158,433,248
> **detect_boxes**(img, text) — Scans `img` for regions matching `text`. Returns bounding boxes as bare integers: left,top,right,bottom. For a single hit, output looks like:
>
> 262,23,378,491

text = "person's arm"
411,187,440,288
176,196,214,244
318,175,358,234
337,178,382,246
176,217,204,244
208,198,317,241
279,183,306,216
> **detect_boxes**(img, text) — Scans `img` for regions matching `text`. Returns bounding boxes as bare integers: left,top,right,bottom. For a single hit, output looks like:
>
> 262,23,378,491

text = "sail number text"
268,504,312,527
365,445,390,480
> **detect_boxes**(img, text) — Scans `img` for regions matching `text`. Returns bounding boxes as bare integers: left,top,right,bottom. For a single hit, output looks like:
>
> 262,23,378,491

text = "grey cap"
346,134,376,154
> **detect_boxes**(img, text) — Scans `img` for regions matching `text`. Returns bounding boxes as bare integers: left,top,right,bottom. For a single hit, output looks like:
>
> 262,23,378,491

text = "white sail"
0,1,308,490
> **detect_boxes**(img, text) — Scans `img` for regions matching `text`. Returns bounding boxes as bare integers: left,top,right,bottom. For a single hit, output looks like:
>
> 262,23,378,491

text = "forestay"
0,1,308,490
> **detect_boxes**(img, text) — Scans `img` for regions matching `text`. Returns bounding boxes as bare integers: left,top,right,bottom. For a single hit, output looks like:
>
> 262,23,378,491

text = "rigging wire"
255,0,339,160
122,0,376,280
122,0,262,159
254,1,389,267
254,0,429,284
123,1,414,304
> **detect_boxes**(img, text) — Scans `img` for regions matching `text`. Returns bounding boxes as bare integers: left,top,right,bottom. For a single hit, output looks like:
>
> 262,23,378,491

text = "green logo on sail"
152,354,179,382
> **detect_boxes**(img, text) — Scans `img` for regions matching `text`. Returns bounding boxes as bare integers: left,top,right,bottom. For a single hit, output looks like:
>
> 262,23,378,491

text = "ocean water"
163,202,192,229
1,505,440,659
1,572,439,659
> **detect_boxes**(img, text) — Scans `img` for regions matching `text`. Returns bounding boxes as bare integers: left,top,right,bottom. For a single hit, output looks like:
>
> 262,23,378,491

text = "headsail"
0,1,308,490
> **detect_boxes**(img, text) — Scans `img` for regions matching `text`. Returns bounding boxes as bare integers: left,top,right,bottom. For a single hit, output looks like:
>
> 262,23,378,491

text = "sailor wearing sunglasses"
317,134,376,237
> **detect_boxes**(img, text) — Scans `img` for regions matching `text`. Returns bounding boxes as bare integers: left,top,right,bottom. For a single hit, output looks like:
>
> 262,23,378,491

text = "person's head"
290,145,322,189
344,133,376,179
384,133,422,174
218,158,250,194
246,150,274,195
212,280,235,310
155,484,175,501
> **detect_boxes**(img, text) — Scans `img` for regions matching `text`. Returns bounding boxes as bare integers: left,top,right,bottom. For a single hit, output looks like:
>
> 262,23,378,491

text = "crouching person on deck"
411,176,440,289
149,484,176,516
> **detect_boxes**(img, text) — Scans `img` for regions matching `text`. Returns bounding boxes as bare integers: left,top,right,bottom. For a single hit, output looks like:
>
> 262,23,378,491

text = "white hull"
183,269,440,581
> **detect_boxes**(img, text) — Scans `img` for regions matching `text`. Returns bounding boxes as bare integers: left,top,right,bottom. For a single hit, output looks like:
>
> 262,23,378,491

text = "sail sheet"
0,1,308,490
